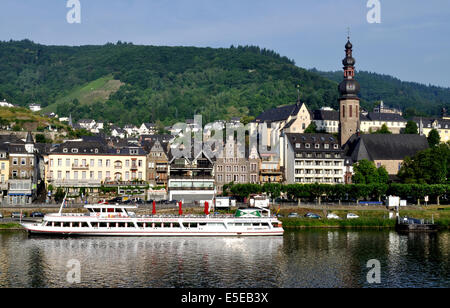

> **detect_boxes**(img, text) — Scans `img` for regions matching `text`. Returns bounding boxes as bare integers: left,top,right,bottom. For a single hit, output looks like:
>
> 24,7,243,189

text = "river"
0,230,448,288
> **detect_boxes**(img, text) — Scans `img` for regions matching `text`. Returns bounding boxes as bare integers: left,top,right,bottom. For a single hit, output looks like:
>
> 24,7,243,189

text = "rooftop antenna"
296,84,301,104
347,27,351,40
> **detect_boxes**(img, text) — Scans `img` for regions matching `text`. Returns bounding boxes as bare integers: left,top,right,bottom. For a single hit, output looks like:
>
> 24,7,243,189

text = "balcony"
169,175,214,180
72,164,89,170
260,169,283,175
49,179,102,188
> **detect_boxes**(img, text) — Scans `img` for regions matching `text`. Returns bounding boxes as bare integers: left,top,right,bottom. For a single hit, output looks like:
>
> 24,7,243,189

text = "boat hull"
21,224,284,237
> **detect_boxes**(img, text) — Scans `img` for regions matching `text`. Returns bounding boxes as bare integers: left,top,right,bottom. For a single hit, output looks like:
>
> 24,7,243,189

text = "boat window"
154,223,162,228
244,223,252,227
189,223,198,228
63,222,71,228
172,223,181,228
45,221,53,227
137,223,144,228
91,222,99,228
199,223,207,227
261,223,270,227
107,208,115,213
118,222,126,228
235,223,242,227
81,222,89,228
126,222,135,228
100,222,108,228
253,223,261,227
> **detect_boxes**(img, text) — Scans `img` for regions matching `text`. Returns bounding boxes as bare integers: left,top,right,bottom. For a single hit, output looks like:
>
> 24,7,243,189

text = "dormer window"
305,144,311,149
95,149,98,154
334,144,339,149
72,148,78,153
63,148,68,153
315,144,320,149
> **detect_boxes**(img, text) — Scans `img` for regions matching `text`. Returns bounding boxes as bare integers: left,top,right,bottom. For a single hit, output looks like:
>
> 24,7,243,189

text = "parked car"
11,212,26,219
287,213,299,218
31,212,45,218
0,213,3,219
108,197,122,204
347,213,360,219
327,213,341,219
305,213,321,219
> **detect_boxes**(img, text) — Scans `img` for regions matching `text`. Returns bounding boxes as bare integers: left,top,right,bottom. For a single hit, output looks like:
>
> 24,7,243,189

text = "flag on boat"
204,201,209,215
152,200,156,215
178,201,183,216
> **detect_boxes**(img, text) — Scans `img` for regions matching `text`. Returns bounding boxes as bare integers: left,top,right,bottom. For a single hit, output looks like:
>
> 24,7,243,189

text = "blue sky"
0,0,449,87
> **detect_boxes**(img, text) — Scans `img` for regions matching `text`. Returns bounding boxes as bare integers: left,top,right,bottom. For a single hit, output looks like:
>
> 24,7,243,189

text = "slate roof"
285,133,343,154
413,117,450,129
255,103,301,123
345,134,429,161
311,110,340,121
51,141,146,155
363,112,406,122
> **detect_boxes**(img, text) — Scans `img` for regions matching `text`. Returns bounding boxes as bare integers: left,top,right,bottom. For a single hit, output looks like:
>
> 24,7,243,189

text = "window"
66,171,70,179
21,158,27,166
66,159,70,167
74,159,78,167
74,171,78,180
106,160,110,167
98,171,102,180
98,159,102,167
305,144,310,149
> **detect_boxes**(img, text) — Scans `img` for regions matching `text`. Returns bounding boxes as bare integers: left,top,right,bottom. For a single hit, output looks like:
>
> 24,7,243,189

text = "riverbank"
278,206,450,229
0,223,23,230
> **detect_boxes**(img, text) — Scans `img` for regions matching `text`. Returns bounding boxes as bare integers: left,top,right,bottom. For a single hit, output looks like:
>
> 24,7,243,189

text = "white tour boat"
20,203,284,237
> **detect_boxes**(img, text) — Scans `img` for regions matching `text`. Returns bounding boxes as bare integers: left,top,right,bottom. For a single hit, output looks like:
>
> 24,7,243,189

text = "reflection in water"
0,231,448,288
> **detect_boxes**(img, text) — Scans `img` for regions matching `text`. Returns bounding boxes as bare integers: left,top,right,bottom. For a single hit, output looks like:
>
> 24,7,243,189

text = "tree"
373,124,392,134
427,129,441,147
404,121,418,134
352,160,389,184
304,122,318,133
398,142,449,184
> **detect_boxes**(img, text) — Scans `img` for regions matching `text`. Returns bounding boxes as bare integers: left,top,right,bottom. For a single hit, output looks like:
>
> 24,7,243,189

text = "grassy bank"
279,206,450,229
0,223,23,230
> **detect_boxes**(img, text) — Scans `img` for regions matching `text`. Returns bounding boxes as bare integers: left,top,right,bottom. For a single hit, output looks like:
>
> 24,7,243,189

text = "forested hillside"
0,40,448,127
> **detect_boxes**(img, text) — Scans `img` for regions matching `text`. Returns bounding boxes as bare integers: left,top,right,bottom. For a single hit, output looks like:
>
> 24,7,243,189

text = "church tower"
339,37,361,146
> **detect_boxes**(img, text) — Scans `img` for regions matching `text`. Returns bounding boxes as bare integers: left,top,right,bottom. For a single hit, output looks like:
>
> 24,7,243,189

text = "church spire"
339,35,361,146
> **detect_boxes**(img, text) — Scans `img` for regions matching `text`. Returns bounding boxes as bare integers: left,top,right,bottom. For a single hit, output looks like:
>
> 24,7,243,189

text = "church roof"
345,134,429,161
255,103,303,123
